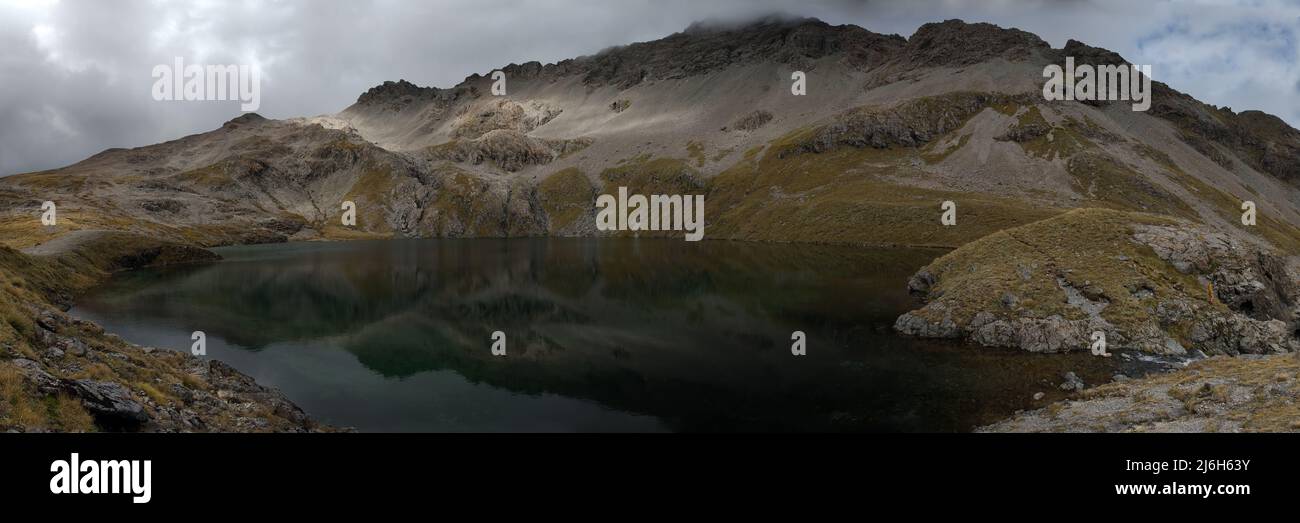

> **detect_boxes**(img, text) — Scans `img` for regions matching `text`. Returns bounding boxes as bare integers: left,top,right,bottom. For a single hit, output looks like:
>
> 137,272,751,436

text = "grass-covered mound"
895,208,1299,355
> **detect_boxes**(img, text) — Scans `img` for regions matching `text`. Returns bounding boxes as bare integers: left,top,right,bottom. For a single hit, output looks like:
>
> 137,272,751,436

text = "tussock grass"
1067,153,1199,219
339,164,399,235
707,133,1059,248
0,364,96,432
538,167,594,232
909,208,1216,346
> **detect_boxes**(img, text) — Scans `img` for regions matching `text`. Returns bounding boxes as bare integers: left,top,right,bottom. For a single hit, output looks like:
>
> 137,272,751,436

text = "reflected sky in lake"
71,238,1127,432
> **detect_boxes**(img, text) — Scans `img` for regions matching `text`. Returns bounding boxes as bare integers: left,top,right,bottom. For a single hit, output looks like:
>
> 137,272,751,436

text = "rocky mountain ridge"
1,15,1298,432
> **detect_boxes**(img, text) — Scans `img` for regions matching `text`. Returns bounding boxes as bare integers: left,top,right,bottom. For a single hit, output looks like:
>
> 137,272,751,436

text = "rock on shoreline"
980,352,1300,432
0,231,327,432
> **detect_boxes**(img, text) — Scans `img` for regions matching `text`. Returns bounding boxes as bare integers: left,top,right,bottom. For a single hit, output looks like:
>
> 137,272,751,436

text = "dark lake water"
70,238,1128,432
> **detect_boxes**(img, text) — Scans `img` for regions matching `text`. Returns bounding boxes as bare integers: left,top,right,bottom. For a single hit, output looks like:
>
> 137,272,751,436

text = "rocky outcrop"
994,122,1051,143
0,233,327,433
427,131,592,172
1151,85,1300,188
897,19,1051,67
1054,39,1128,68
1133,225,1298,323
778,92,1026,157
3,306,326,432
1186,315,1298,356
10,358,59,392
450,99,562,139
731,110,773,132
895,209,1300,356
1131,224,1299,355
893,307,960,339
569,16,905,89
965,313,1105,354
353,79,463,113
65,380,149,429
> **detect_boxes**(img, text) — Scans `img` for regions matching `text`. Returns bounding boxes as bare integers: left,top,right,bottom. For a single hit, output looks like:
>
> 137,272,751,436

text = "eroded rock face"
451,100,562,139
1151,84,1300,188
1131,225,1299,356
1133,225,1298,328
428,130,591,172
894,309,960,339
354,79,457,112
781,92,1024,157
900,19,1051,67
10,358,59,393
574,16,905,89
967,313,1102,354
432,130,555,171
1188,315,1296,356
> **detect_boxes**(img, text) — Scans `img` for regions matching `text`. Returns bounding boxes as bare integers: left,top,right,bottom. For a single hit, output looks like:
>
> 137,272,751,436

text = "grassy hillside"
0,232,321,432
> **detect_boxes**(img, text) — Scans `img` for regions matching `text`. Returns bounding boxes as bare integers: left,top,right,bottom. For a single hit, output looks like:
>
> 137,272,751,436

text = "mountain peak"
902,19,1051,67
355,79,443,106
680,13,824,35
222,113,267,128
353,16,902,99
559,15,903,89
1060,39,1130,65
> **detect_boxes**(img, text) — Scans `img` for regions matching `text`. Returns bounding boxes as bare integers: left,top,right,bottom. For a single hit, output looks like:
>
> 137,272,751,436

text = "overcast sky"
2,0,1298,175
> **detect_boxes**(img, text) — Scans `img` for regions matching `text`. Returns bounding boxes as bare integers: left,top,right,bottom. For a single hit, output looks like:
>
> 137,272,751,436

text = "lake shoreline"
5,229,1294,432
67,235,1151,431
1,230,332,432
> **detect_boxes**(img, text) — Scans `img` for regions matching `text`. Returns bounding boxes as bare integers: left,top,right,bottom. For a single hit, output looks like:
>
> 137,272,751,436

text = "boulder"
10,359,60,393
1060,372,1086,392
66,380,148,429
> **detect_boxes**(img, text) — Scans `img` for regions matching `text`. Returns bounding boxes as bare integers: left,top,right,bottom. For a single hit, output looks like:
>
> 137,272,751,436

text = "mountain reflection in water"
71,238,1122,432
